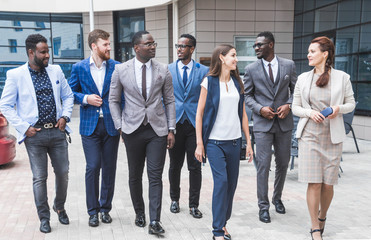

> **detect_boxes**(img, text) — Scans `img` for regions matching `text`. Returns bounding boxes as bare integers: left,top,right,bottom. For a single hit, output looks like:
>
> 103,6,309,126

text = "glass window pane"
358,53,371,82
234,37,257,75
235,37,256,57
337,0,361,28
118,16,144,43
293,38,302,59
335,26,360,55
57,63,74,80
315,0,337,8
335,55,358,81
303,0,315,11
0,66,21,97
303,11,314,35
314,5,337,32
0,46,53,65
301,35,313,59
0,46,27,64
0,28,51,48
51,22,83,59
360,23,371,53
294,15,303,37
295,0,304,14
362,0,371,22
356,83,371,111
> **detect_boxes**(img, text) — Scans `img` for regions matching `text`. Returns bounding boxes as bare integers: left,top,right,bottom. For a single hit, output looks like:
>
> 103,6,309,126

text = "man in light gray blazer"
109,31,176,235
244,31,297,223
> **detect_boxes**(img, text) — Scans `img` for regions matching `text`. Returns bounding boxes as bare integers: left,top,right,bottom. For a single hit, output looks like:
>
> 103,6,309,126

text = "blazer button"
97,110,99,112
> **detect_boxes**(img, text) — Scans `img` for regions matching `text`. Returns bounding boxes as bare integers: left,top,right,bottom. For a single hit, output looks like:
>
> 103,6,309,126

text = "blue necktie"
183,66,188,87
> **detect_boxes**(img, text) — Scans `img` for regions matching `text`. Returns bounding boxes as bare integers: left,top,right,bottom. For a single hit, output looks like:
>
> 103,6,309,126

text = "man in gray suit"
244,31,297,223
109,31,176,235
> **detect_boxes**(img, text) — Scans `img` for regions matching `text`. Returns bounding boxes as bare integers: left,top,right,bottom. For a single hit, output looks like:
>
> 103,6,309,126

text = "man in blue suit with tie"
69,29,121,227
168,34,209,218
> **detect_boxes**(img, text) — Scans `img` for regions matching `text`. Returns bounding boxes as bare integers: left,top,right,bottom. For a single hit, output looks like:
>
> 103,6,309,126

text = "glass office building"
293,0,371,115
0,12,83,96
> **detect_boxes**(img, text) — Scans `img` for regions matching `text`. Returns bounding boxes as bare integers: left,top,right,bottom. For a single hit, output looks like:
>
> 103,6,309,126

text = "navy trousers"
206,138,241,237
81,118,120,216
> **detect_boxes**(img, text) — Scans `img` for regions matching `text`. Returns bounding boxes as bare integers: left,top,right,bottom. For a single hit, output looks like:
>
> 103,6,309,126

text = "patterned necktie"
142,64,147,100
268,63,274,83
183,66,188,87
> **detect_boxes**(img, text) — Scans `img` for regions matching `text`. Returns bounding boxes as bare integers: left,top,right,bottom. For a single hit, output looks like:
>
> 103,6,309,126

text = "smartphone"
320,107,333,118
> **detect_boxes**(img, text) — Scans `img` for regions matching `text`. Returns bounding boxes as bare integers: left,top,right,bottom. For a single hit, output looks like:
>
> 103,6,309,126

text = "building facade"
1,0,370,139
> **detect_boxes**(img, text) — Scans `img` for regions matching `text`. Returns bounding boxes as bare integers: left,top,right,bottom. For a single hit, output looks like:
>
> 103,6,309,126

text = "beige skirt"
298,119,343,185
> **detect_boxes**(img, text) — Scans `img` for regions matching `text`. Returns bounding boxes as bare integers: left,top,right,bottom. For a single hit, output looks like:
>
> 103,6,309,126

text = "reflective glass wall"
0,12,83,96
293,0,371,115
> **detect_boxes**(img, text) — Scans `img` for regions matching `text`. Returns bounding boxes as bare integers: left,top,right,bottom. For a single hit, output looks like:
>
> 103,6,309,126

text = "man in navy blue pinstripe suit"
69,29,121,227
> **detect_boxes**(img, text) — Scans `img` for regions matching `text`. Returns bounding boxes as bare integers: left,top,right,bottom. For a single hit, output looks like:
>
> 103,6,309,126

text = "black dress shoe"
135,213,146,227
101,212,112,223
148,221,165,235
259,210,271,223
272,200,286,214
53,205,69,225
40,219,51,233
170,201,180,213
89,214,99,227
189,207,203,218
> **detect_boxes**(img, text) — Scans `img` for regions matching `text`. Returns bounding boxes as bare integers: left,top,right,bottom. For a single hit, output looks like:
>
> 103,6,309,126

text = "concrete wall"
145,6,171,64
82,12,115,59
194,0,295,61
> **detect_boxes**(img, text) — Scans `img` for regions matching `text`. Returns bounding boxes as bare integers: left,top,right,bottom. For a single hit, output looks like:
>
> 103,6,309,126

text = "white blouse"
201,77,241,140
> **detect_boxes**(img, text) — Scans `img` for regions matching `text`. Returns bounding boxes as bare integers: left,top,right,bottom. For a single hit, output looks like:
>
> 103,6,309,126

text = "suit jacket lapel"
303,69,315,104
185,59,195,89
102,60,112,97
147,60,159,101
259,60,275,96
274,58,284,95
128,59,144,98
175,60,185,92
23,63,37,103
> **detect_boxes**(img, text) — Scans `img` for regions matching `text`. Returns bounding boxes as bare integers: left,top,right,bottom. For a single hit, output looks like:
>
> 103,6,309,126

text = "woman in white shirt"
195,44,253,240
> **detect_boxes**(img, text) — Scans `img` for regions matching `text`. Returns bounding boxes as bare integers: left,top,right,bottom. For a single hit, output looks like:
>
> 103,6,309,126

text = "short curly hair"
25,34,47,56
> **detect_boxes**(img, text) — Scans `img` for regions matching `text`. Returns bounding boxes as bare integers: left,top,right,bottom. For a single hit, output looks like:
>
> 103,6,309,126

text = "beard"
34,55,48,68
97,48,110,61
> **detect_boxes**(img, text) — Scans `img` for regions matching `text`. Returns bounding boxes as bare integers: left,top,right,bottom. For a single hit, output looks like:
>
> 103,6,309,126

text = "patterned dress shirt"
28,65,57,125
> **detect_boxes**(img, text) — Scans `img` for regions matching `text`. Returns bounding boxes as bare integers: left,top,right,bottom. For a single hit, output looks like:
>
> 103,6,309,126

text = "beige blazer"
292,68,355,144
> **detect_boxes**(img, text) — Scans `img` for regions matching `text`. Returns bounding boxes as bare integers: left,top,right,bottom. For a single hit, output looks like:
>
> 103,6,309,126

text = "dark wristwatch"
61,116,70,123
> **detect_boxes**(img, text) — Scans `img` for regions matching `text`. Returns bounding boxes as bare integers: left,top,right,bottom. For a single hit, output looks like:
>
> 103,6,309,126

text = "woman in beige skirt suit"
292,36,355,240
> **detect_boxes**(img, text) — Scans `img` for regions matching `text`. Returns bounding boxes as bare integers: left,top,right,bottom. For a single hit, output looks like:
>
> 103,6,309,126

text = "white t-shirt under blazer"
201,77,241,140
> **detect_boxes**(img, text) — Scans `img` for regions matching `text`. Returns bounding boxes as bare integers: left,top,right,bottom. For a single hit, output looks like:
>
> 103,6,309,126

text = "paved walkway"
1,117,371,240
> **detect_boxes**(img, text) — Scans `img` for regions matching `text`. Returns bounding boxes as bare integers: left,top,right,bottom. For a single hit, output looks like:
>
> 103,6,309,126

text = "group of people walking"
0,28,355,240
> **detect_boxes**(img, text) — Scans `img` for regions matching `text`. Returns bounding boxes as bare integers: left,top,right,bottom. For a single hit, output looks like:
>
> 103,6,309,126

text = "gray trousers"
24,127,69,221
254,122,291,210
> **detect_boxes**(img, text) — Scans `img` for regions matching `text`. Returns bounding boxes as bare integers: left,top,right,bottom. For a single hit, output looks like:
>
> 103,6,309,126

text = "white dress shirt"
177,60,193,80
83,57,106,114
134,57,152,98
201,77,241,140
262,55,278,82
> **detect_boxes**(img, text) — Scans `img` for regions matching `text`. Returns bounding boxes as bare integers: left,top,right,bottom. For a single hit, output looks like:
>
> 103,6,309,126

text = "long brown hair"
208,44,244,93
311,36,335,87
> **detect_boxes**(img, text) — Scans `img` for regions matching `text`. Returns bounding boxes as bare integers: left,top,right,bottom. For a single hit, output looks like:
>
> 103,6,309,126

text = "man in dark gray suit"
244,31,297,223
109,31,176,235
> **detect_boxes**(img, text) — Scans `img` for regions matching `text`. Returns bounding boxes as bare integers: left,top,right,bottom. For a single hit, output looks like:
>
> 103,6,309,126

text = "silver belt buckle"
44,123,54,129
